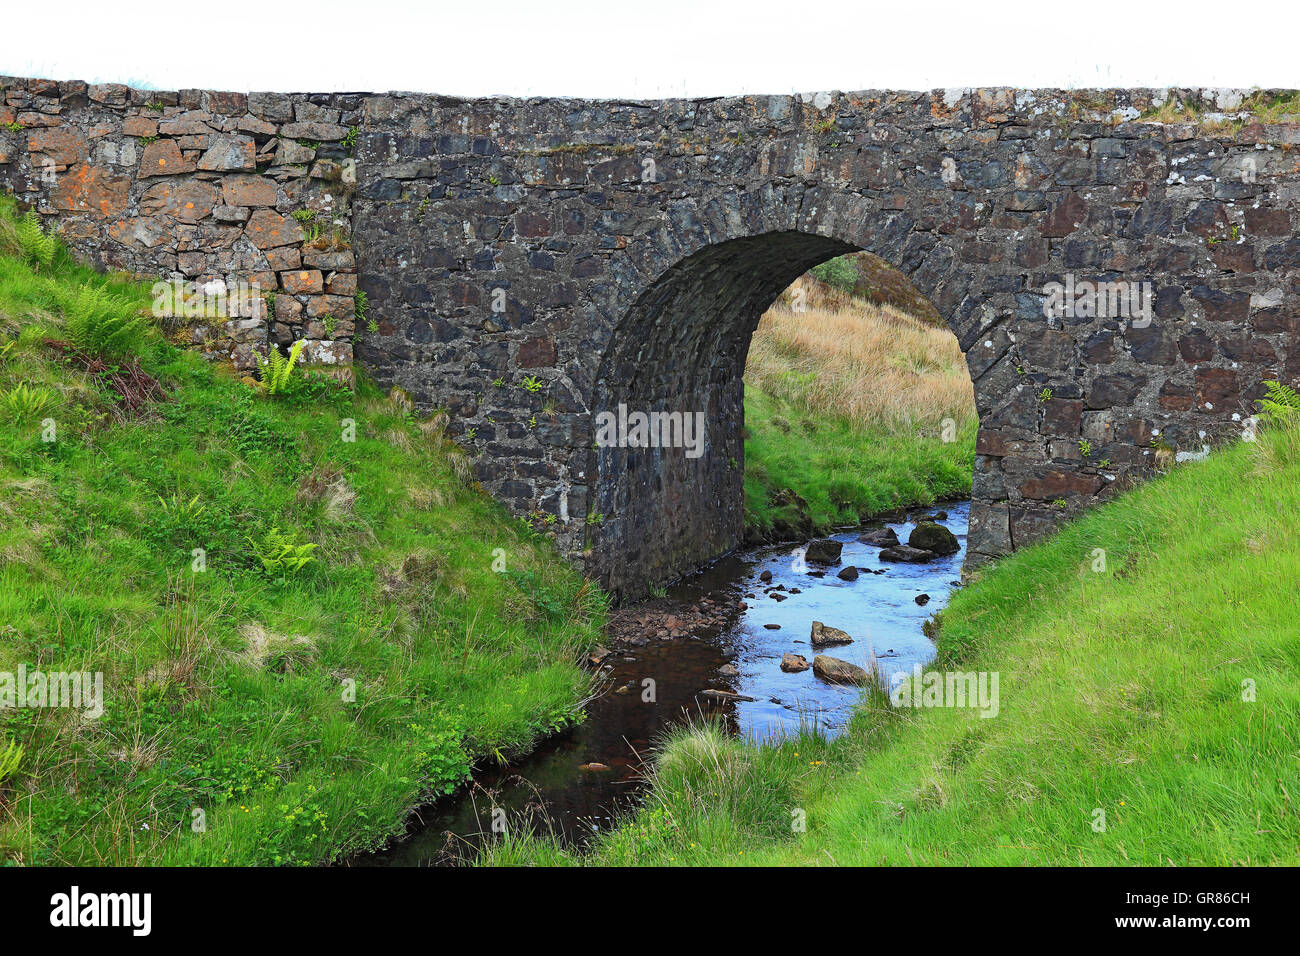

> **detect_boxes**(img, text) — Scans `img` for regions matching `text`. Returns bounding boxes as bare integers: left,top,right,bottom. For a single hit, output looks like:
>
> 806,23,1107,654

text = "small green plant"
1038,387,1054,402
5,120,22,133
15,211,56,271
63,283,150,359
354,290,369,329
342,126,360,152
256,339,306,396
291,209,317,223
520,375,545,393
1079,438,1091,457
158,492,206,524
4,382,56,419
1257,379,1300,426
0,738,23,787
0,339,14,363
492,377,506,388
321,314,339,338
527,414,538,429
247,526,318,578
1098,458,1111,469
146,102,166,112
586,511,605,526
487,173,500,186
463,427,477,441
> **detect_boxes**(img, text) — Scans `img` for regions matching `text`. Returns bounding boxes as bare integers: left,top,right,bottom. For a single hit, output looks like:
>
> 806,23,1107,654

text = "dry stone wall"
0,76,360,372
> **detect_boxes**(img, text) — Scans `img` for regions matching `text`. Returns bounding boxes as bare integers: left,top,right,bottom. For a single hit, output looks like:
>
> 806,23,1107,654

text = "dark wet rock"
718,663,739,678
698,688,755,702
857,527,900,547
810,620,853,647
789,587,802,594
804,538,843,565
915,593,930,606
759,569,773,583
879,545,937,563
813,655,871,685
907,522,959,555
588,646,611,665
780,652,810,673
931,510,949,521
837,566,859,581
771,592,788,602
807,570,826,578
763,623,781,630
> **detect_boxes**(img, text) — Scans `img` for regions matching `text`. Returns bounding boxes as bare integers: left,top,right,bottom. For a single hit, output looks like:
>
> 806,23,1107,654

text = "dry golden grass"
747,277,976,435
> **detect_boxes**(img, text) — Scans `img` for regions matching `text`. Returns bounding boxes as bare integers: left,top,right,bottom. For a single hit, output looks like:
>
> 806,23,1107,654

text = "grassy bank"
0,196,604,865
488,409,1300,866
742,278,976,539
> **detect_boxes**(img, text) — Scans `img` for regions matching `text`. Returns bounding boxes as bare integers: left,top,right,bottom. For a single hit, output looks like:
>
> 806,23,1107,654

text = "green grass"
0,194,605,865
742,387,976,540
486,420,1300,866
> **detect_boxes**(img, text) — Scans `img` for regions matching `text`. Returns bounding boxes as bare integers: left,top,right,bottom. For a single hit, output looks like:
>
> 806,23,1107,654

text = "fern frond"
15,212,56,270
62,283,148,359
1258,380,1300,426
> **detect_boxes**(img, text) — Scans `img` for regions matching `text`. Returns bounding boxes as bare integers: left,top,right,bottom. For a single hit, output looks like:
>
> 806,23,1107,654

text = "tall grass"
742,276,976,538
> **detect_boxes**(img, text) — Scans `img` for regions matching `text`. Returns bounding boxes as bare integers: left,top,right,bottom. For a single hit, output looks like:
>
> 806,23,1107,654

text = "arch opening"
587,231,975,601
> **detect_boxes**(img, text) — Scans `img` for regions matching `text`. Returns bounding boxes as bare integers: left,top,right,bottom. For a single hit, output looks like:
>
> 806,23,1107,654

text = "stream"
359,500,969,865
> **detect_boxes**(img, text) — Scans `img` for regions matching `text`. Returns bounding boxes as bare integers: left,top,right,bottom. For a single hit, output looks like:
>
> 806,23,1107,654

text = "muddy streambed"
359,501,969,865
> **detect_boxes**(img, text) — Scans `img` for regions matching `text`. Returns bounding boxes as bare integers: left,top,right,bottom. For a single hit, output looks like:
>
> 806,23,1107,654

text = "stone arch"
583,189,985,600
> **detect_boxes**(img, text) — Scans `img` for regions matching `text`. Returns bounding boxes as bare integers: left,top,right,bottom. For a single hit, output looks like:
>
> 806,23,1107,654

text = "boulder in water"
813,655,871,685
804,538,843,565
907,522,959,555
810,620,853,646
879,545,937,563
857,527,900,547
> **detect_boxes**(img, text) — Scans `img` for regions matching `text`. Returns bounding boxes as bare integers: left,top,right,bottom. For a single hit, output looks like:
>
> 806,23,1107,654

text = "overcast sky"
6,0,1296,99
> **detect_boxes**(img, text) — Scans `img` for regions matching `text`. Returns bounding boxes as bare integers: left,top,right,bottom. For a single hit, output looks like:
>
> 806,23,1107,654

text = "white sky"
6,0,1297,99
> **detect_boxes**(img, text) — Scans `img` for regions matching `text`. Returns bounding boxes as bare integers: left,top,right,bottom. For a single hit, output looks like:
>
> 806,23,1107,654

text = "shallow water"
360,501,968,865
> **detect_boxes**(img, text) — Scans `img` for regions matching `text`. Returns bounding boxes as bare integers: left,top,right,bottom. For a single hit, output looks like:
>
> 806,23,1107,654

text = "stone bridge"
5,78,1299,600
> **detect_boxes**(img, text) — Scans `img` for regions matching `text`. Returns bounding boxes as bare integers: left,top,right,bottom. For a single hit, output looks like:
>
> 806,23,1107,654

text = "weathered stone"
812,655,871,685
139,180,219,222
138,140,195,177
280,269,324,294
221,174,277,207
245,209,301,249
908,522,959,555
856,527,899,547
804,538,843,565
879,545,937,563
810,621,853,647
780,653,810,673
49,163,130,217
197,136,255,171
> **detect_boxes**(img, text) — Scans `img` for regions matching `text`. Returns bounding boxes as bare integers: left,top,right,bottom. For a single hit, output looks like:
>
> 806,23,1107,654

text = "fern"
247,526,318,577
15,211,56,271
1258,380,1300,426
63,283,149,359
256,339,306,395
